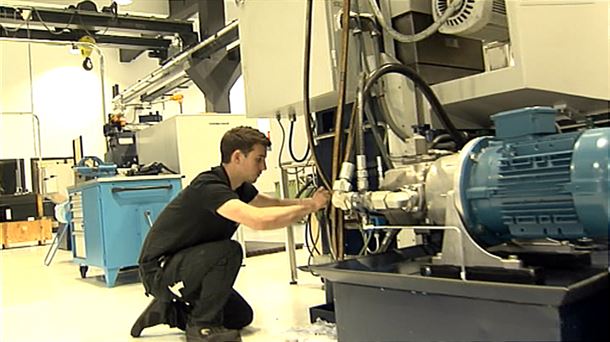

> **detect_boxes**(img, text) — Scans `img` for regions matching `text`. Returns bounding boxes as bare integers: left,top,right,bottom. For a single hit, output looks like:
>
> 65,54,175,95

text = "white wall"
0,0,172,193
229,76,313,195
0,0,310,194
0,40,196,191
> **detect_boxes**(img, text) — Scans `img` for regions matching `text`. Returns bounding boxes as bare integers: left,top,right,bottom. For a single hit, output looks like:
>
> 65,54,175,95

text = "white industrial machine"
237,1,609,341
136,114,275,191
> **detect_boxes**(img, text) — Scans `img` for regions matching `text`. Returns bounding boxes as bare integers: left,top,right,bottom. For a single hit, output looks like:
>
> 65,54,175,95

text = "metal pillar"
279,166,298,284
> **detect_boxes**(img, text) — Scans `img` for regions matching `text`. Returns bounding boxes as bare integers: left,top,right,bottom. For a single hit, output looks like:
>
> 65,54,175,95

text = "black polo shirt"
139,165,258,263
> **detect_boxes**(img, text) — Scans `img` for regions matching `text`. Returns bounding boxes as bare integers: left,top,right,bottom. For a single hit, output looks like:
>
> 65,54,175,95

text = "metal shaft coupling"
332,162,356,211
333,161,355,193
365,188,420,211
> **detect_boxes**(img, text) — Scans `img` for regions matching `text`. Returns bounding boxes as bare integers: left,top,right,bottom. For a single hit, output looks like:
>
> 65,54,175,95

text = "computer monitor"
0,159,25,195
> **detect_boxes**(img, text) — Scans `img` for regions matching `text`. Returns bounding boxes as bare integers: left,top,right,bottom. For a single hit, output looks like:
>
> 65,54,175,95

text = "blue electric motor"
457,107,609,246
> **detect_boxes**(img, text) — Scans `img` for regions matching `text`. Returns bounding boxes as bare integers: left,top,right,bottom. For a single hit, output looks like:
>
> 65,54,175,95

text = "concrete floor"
0,241,335,342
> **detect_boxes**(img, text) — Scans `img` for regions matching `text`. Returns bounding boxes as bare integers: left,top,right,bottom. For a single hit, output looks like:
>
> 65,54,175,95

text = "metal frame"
279,164,299,284
0,4,196,62
112,21,239,111
1,28,171,51
278,161,318,285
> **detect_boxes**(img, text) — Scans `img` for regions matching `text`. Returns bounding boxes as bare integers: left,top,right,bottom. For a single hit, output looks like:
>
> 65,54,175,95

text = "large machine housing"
317,107,609,341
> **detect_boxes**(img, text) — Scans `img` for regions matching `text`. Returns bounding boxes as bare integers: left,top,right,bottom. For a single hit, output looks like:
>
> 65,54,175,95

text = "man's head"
221,126,271,183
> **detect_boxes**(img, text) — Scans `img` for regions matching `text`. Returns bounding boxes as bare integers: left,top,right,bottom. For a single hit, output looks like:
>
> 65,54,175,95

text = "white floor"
0,242,336,342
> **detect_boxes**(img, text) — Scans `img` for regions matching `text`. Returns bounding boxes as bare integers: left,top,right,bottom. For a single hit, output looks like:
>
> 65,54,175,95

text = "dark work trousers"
139,239,252,329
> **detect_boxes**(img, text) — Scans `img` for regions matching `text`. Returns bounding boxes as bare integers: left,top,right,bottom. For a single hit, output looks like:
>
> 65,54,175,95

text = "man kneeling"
130,126,330,342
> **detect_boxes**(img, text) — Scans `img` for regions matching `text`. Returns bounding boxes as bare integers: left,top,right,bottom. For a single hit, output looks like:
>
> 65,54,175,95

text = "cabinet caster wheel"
79,265,89,278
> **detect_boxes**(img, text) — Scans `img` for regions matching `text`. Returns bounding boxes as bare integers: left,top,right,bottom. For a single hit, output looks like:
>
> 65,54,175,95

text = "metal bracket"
434,191,522,269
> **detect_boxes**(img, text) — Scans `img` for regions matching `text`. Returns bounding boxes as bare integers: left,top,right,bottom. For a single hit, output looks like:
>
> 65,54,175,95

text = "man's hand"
309,187,330,211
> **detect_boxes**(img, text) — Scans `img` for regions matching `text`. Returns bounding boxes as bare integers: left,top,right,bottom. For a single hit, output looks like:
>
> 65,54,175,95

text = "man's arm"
217,187,330,230
250,192,314,208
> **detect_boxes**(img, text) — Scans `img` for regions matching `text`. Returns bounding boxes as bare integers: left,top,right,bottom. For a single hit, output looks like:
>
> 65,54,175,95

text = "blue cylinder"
570,128,610,237
457,107,609,246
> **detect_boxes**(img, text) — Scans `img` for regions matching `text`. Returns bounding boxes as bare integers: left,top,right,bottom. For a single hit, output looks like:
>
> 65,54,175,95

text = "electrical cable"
277,116,311,176
276,116,287,173
358,227,373,256
430,133,457,151
305,220,317,256
366,0,463,43
321,206,337,259
32,7,77,36
296,179,315,198
302,0,331,190
75,9,111,38
362,100,394,169
0,7,26,35
311,210,322,254
432,141,456,151
431,133,451,146
295,182,322,257
362,63,465,148
288,119,310,162
367,232,381,254
342,101,359,164
304,217,316,254
307,220,321,255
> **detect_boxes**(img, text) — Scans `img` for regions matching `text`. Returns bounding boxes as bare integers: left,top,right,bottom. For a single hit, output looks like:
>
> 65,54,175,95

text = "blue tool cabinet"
68,175,181,287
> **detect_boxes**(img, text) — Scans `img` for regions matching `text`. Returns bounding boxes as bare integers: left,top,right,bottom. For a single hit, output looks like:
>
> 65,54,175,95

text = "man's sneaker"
186,324,242,342
130,299,187,337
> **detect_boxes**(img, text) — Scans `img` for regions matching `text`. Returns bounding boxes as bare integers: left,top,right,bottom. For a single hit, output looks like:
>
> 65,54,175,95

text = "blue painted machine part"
458,107,609,246
569,128,610,238
69,176,181,287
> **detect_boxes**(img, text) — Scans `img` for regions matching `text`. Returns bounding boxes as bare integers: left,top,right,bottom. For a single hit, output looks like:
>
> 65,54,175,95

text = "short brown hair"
220,126,271,163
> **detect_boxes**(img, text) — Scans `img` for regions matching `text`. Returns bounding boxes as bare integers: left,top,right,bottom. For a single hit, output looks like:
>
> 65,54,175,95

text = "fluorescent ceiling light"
114,0,133,5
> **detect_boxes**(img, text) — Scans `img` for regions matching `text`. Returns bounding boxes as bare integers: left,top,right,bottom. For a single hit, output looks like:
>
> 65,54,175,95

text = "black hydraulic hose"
288,119,310,162
342,103,359,164
303,0,331,190
363,100,395,169
357,79,366,157
276,116,287,169
363,63,465,148
296,179,315,198
431,133,452,146
433,141,457,151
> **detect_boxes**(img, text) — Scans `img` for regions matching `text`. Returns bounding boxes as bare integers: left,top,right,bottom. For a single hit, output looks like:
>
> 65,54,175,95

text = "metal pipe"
332,0,352,261
279,166,298,284
113,20,239,109
357,73,365,156
26,42,43,193
378,229,398,253
302,0,331,190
